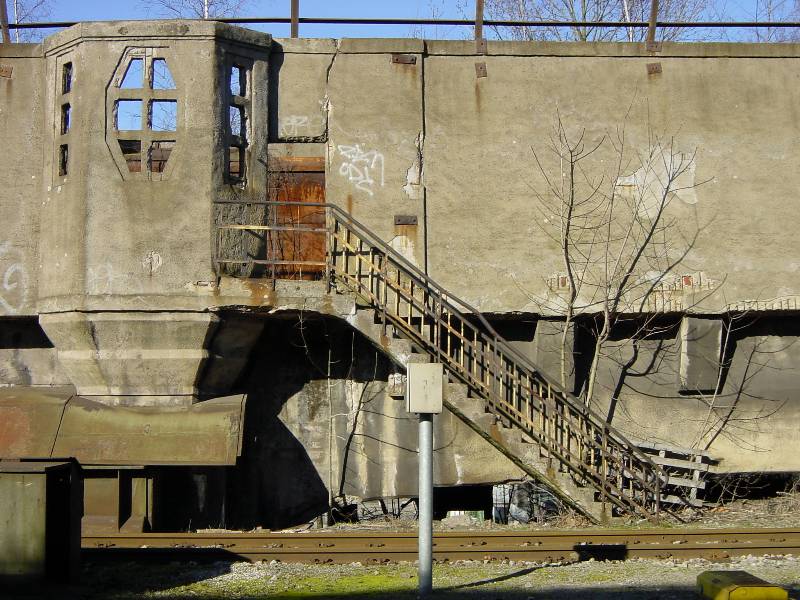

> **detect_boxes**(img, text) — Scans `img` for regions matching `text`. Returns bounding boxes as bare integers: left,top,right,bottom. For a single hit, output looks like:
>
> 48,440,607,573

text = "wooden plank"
666,475,707,489
637,440,717,460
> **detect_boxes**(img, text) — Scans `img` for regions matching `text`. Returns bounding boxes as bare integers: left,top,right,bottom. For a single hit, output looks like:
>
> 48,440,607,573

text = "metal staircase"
215,200,674,522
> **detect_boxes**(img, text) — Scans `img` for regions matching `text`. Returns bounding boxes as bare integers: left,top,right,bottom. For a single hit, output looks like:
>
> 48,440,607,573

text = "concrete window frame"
224,55,252,186
106,47,180,182
53,54,74,184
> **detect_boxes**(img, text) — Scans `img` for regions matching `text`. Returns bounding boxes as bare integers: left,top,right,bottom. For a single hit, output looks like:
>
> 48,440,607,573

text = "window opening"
58,144,69,176
116,100,143,131
228,146,243,179
120,58,144,89
149,141,175,176
118,140,142,173
152,59,176,90
61,104,71,134
150,100,177,132
225,58,251,184
62,62,73,94
230,65,245,97
229,105,244,139
109,51,179,180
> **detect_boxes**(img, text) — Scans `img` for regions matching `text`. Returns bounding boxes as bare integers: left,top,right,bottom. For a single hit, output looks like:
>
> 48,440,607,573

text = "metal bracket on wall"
476,38,488,55
646,41,663,53
394,215,418,226
391,54,417,65
475,62,488,78
0,64,12,78
647,62,662,75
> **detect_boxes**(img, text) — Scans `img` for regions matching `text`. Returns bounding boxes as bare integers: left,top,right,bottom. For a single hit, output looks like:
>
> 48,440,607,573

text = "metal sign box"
406,363,443,414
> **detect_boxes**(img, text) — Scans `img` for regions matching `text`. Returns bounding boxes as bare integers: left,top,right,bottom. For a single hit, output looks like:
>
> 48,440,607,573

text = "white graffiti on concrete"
142,251,163,275
0,242,29,315
337,144,385,196
280,115,310,137
88,262,145,296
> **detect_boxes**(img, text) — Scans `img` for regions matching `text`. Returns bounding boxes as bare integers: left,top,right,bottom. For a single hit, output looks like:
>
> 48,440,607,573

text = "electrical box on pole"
407,362,443,598
406,363,443,414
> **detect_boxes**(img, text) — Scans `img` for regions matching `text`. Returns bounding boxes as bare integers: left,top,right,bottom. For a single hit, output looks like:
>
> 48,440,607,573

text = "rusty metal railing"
215,200,670,520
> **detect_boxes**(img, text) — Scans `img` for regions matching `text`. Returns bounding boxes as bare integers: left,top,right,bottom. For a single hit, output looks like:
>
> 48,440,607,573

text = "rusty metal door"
267,156,326,280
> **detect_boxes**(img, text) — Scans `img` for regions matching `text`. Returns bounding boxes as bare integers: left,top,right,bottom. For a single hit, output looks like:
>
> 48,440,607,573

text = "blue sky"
42,1,474,39
17,0,783,41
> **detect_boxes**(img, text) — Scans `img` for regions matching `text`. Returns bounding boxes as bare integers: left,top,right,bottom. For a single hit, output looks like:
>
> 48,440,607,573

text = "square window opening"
120,58,144,89
116,100,143,131
118,140,142,173
150,100,177,132
58,144,69,176
149,140,175,174
229,105,245,140
230,65,246,97
62,62,73,94
228,145,244,181
61,104,71,135
152,58,176,90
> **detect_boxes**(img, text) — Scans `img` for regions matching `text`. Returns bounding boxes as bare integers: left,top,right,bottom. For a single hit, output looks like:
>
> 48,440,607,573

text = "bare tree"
691,312,791,452
747,0,800,42
484,0,714,41
523,107,707,411
7,0,52,42
139,0,254,19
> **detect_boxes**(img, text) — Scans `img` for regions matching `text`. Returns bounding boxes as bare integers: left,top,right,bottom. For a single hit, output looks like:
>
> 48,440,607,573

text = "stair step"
337,254,658,522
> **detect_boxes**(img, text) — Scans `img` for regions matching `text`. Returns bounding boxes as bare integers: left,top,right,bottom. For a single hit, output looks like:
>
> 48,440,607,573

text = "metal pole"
475,0,484,40
418,412,433,597
646,0,659,46
290,0,299,38
0,1,10,44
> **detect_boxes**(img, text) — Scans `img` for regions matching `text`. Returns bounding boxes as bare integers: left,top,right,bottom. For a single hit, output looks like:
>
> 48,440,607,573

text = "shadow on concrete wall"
226,313,392,530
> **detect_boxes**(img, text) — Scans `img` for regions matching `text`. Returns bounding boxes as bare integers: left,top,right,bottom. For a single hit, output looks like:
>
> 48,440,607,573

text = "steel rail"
82,528,800,563
8,17,800,30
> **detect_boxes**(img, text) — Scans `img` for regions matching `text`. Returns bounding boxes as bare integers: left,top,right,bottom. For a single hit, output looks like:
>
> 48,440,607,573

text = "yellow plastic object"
697,571,788,600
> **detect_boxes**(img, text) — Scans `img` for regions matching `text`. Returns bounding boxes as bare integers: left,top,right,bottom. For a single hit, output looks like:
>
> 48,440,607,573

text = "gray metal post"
418,412,433,597
646,0,660,47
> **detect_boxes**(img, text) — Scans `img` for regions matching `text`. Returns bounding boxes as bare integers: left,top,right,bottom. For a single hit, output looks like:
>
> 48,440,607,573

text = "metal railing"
214,200,670,520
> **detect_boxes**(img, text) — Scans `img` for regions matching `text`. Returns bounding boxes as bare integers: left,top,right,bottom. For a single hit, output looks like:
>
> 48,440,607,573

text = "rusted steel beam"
646,0,660,50
0,1,11,44
290,0,299,38
475,0,484,40
10,17,800,31
82,528,800,564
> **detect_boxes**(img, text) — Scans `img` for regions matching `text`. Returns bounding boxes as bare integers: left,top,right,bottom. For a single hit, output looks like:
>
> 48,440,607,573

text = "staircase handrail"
213,198,667,488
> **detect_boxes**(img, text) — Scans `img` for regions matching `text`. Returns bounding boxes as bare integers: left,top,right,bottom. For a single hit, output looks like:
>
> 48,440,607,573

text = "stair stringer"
344,306,608,523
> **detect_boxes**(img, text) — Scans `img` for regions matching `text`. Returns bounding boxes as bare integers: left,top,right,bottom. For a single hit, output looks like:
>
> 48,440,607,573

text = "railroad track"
82,528,800,564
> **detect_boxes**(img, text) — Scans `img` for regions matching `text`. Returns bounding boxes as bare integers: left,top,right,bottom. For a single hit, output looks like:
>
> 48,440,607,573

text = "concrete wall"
0,44,44,318
4,25,800,524
271,40,800,314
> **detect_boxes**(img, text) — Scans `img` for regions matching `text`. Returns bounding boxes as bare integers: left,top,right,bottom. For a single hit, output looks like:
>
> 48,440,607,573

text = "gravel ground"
8,554,800,599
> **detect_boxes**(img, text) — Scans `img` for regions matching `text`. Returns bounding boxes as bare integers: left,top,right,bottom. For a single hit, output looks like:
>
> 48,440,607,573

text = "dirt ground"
7,554,800,599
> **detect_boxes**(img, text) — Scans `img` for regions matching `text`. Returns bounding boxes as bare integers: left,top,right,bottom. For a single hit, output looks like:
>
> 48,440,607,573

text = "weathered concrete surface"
52,394,246,465
0,389,245,465
0,387,73,456
230,316,525,529
0,44,44,318
679,317,723,392
4,24,800,525
589,316,800,472
271,40,800,315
